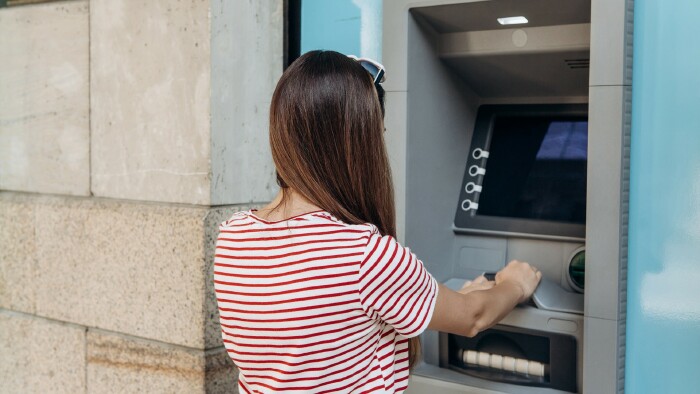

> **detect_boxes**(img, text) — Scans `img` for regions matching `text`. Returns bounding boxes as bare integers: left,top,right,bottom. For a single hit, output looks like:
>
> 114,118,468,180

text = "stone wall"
0,0,283,392
0,1,90,196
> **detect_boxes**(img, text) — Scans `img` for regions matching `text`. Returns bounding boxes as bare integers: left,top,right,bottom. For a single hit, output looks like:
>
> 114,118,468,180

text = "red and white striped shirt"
214,209,438,393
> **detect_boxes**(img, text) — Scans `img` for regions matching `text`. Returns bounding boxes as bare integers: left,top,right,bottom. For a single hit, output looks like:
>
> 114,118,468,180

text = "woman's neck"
254,188,322,221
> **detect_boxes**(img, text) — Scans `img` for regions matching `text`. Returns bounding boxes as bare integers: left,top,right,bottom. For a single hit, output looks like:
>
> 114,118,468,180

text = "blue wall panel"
627,1,700,393
301,0,382,61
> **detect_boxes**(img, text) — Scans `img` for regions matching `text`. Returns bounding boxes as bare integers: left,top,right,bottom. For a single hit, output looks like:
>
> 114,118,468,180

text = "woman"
213,50,541,393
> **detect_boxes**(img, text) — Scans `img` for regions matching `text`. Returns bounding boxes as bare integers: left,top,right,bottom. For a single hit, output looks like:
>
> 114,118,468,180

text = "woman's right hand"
428,260,543,338
495,260,542,303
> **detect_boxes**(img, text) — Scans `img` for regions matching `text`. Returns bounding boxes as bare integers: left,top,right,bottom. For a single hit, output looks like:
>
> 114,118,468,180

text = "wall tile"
0,194,37,313
90,0,211,205
0,1,90,196
210,0,283,205
0,311,86,393
25,194,243,349
87,329,237,393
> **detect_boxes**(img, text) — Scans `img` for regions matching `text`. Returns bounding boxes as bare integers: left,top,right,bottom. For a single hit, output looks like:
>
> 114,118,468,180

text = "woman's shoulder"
219,210,255,228
217,210,384,242
299,212,380,236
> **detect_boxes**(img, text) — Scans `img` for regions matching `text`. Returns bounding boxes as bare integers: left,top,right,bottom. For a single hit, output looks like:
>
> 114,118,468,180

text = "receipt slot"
383,0,631,393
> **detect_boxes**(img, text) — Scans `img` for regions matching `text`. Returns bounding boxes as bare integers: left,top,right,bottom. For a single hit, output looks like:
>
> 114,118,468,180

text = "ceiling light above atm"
497,16,529,25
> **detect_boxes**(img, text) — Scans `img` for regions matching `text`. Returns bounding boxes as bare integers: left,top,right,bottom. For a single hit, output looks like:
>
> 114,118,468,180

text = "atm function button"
490,354,503,369
472,148,490,159
502,356,516,372
465,182,483,194
515,359,529,374
528,361,545,377
469,165,486,177
465,350,478,365
461,200,479,212
478,352,490,367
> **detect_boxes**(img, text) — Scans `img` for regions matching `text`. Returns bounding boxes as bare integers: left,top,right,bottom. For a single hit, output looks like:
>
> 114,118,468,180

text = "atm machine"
447,103,586,393
382,0,632,393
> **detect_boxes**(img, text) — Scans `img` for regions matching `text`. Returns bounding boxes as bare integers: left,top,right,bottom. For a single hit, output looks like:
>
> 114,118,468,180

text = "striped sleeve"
358,230,438,338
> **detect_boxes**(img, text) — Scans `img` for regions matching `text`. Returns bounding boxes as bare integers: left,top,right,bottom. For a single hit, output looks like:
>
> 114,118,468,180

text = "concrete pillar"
0,0,284,392
90,0,281,206
0,1,90,196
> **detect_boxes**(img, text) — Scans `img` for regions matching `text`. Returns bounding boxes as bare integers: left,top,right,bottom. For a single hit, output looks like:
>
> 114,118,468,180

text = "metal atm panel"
380,0,630,392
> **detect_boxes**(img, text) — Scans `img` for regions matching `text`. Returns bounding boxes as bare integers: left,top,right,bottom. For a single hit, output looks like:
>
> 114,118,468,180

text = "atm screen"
478,117,588,224
454,104,589,240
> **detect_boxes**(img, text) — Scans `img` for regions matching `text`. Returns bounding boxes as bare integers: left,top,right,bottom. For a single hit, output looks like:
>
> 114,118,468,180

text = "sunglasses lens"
348,55,386,84
360,61,384,83
359,62,380,81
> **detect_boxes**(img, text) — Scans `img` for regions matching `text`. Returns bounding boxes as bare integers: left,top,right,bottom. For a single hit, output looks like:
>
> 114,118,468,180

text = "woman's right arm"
427,260,542,337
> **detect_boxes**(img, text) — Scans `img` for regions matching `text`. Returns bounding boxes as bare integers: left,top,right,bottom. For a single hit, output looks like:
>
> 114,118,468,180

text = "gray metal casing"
382,1,632,393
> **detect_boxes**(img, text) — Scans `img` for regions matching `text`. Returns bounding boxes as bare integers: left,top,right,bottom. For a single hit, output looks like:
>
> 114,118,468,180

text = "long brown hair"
269,50,422,369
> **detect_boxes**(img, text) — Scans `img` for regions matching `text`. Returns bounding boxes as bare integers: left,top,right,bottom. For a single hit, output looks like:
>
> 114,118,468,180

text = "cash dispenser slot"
445,326,577,393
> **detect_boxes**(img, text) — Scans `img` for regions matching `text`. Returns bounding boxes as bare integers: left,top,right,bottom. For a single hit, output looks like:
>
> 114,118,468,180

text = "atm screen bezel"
454,103,588,242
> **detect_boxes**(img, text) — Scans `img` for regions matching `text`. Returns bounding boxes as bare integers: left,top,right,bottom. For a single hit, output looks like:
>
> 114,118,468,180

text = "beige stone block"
87,329,237,394
0,310,86,393
0,1,90,196
25,193,245,349
0,194,37,313
90,0,211,205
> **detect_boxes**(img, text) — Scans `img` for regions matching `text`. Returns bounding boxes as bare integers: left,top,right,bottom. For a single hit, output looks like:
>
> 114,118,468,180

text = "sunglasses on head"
347,55,386,85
